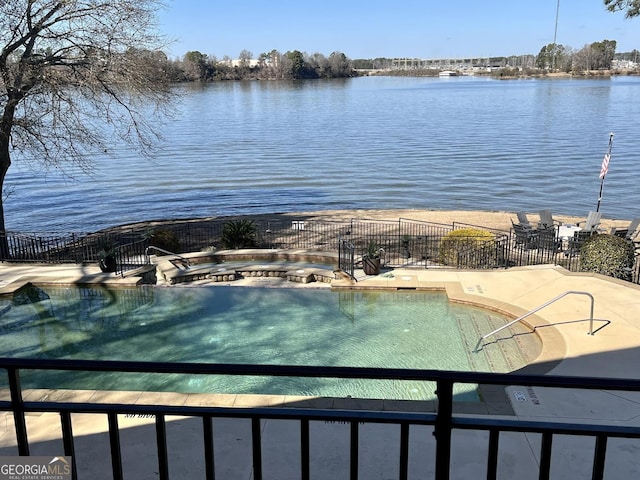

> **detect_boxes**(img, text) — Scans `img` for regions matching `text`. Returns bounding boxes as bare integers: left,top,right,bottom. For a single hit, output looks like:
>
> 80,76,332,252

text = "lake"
6,75,640,233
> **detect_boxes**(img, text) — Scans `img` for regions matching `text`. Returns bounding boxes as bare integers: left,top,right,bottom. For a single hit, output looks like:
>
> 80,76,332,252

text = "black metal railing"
2,358,640,480
338,236,356,279
1,217,639,284
113,238,152,276
0,231,145,264
1,231,89,263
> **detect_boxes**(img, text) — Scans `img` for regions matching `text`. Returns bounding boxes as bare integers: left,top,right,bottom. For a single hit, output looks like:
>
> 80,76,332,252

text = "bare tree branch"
0,0,174,234
604,0,640,18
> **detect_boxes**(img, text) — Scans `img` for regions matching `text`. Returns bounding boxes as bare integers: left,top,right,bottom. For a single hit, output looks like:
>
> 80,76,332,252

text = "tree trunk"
0,131,12,259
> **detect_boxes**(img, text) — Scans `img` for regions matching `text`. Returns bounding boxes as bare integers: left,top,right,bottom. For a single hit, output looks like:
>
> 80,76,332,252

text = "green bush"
150,228,180,254
580,234,635,280
221,219,257,249
439,228,496,267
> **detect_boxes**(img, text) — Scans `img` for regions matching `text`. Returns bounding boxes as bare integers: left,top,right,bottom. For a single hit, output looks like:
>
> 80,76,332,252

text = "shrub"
439,228,496,267
221,219,257,249
580,234,635,280
149,228,180,254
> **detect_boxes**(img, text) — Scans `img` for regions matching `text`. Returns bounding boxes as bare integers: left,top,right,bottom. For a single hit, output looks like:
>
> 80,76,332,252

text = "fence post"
72,233,78,263
434,378,453,480
7,367,29,455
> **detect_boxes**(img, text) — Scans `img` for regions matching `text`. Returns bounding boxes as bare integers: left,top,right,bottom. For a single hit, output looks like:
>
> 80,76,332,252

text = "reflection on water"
6,76,640,232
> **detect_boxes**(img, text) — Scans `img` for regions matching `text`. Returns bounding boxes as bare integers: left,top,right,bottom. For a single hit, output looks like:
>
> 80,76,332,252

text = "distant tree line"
164,49,355,82
96,42,639,86
535,40,624,72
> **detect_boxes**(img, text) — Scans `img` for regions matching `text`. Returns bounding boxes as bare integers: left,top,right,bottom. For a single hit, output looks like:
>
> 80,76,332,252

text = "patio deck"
0,261,639,478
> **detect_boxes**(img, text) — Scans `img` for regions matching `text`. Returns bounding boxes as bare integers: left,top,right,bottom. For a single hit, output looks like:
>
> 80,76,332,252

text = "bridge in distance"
386,55,536,71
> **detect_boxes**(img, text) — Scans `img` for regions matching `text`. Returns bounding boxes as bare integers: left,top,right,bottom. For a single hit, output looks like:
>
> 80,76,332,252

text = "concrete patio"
0,261,639,478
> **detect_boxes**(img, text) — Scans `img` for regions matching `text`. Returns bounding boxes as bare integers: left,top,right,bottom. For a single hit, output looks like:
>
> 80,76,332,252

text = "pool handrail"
474,290,595,352
145,245,191,268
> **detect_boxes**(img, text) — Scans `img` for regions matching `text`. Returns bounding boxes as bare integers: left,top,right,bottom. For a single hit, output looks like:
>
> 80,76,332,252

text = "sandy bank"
112,209,630,235
286,209,628,232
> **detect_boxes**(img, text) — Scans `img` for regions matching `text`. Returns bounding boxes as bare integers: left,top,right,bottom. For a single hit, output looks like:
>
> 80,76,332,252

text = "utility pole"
553,0,560,70
553,0,560,45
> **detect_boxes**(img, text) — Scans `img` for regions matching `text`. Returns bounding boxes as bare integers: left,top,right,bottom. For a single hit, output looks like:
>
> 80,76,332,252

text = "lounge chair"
511,220,538,249
516,212,534,230
565,230,595,257
611,218,640,241
538,210,561,229
537,225,561,252
576,211,602,233
628,218,640,239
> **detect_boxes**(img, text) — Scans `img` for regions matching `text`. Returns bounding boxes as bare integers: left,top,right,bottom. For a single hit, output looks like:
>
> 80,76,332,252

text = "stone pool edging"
152,249,339,285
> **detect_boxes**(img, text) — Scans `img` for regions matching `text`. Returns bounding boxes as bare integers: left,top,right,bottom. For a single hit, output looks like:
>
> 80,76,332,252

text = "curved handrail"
145,245,191,268
474,290,595,352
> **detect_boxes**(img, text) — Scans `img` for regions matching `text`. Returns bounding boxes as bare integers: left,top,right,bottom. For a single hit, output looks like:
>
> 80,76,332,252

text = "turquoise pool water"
0,286,520,401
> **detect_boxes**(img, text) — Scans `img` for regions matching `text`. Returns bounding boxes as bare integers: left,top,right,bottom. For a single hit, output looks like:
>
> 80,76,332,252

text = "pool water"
0,286,533,401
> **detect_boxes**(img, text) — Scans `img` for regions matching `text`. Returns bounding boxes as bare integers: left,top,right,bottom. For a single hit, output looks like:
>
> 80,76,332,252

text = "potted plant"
362,240,384,275
98,241,117,273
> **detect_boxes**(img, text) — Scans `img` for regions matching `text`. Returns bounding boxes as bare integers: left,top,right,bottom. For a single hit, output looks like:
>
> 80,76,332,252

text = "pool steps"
456,314,541,374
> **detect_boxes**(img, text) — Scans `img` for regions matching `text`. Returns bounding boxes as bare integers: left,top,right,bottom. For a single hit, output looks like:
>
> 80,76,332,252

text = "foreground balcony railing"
1,358,640,480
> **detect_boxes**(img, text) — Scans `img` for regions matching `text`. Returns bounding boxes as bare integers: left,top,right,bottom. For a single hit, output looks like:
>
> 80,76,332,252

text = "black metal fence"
0,231,145,265
338,237,356,279
2,357,640,480
113,238,153,276
1,216,638,283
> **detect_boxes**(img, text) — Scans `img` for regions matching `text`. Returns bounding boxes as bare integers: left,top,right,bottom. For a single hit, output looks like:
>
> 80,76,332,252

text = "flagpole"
596,132,614,213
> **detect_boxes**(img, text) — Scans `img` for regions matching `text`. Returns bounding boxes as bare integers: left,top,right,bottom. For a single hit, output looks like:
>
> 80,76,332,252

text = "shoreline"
108,208,631,234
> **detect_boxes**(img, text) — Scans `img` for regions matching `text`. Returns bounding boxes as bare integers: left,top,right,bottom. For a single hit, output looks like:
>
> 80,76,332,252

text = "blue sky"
158,1,640,60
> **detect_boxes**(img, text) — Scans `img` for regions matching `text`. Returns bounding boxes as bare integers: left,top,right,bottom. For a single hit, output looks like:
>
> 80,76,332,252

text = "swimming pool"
0,285,539,401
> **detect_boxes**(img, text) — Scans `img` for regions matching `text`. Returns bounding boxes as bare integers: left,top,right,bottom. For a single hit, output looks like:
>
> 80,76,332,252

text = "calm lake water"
7,75,640,232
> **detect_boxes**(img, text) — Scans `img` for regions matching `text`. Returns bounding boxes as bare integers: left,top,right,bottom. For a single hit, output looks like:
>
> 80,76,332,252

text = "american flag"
599,152,610,179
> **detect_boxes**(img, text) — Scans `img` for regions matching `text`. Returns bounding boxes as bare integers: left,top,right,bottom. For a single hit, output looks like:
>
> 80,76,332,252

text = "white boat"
438,70,458,77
